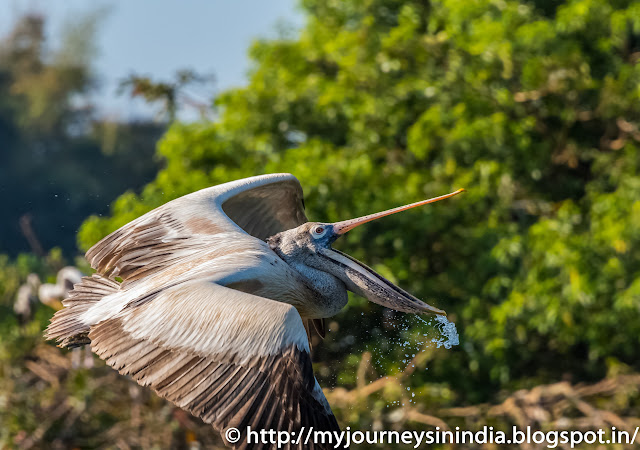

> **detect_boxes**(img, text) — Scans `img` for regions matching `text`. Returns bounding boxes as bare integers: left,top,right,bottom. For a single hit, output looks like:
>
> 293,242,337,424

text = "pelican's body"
46,174,462,449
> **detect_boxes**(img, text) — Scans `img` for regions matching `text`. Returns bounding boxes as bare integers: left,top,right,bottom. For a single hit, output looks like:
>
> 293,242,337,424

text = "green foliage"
79,0,640,408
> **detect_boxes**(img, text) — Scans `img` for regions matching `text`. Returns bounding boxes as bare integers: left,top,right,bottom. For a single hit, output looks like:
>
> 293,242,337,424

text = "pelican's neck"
290,260,341,294
288,260,348,317
270,244,348,317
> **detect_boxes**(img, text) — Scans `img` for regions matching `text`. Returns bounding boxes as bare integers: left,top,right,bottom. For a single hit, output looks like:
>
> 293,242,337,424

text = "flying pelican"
46,174,463,449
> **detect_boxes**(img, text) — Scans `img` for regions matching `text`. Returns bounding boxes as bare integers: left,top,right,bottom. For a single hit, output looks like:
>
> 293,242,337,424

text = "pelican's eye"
311,225,327,239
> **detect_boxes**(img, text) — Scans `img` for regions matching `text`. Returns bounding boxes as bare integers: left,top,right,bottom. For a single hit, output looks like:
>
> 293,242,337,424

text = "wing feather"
85,174,307,286
87,281,341,449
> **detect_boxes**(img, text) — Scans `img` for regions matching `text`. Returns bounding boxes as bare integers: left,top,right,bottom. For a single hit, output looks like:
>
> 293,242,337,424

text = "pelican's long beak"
322,189,464,316
332,189,465,235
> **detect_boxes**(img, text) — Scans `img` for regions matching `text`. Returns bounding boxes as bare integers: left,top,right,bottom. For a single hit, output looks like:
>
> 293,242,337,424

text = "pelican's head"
267,189,464,316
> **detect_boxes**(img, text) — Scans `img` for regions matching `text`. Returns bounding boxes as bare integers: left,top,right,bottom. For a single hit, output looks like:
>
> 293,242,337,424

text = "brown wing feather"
85,211,208,287
45,274,120,347
89,318,342,449
221,178,307,241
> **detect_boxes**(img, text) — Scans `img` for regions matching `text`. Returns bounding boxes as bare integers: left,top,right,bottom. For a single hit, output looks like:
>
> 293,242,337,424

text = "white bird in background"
14,267,82,319
38,266,83,308
14,267,93,367
46,173,463,449
14,273,41,322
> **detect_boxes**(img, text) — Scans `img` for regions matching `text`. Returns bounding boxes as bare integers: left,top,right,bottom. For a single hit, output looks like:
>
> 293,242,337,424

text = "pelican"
46,174,463,449
38,266,84,308
14,273,41,322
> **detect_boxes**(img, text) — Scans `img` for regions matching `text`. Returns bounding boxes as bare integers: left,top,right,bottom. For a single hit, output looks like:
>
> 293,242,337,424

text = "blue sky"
0,0,302,120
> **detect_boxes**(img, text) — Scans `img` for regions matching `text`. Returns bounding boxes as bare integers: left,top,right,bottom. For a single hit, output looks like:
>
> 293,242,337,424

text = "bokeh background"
1,0,640,448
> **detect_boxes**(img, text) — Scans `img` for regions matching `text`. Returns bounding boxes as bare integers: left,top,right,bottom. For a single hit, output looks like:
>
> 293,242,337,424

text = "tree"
118,69,216,122
0,13,164,257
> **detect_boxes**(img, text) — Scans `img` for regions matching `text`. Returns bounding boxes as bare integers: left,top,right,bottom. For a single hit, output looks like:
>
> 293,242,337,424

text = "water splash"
365,313,460,373
425,315,459,349
355,311,460,406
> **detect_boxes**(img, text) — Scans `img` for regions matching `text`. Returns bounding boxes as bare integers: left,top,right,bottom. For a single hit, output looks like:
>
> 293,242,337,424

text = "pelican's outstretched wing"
89,281,342,449
85,173,307,287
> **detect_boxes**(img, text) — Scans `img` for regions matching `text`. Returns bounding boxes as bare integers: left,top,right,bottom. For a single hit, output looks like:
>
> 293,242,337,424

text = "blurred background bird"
38,266,83,309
